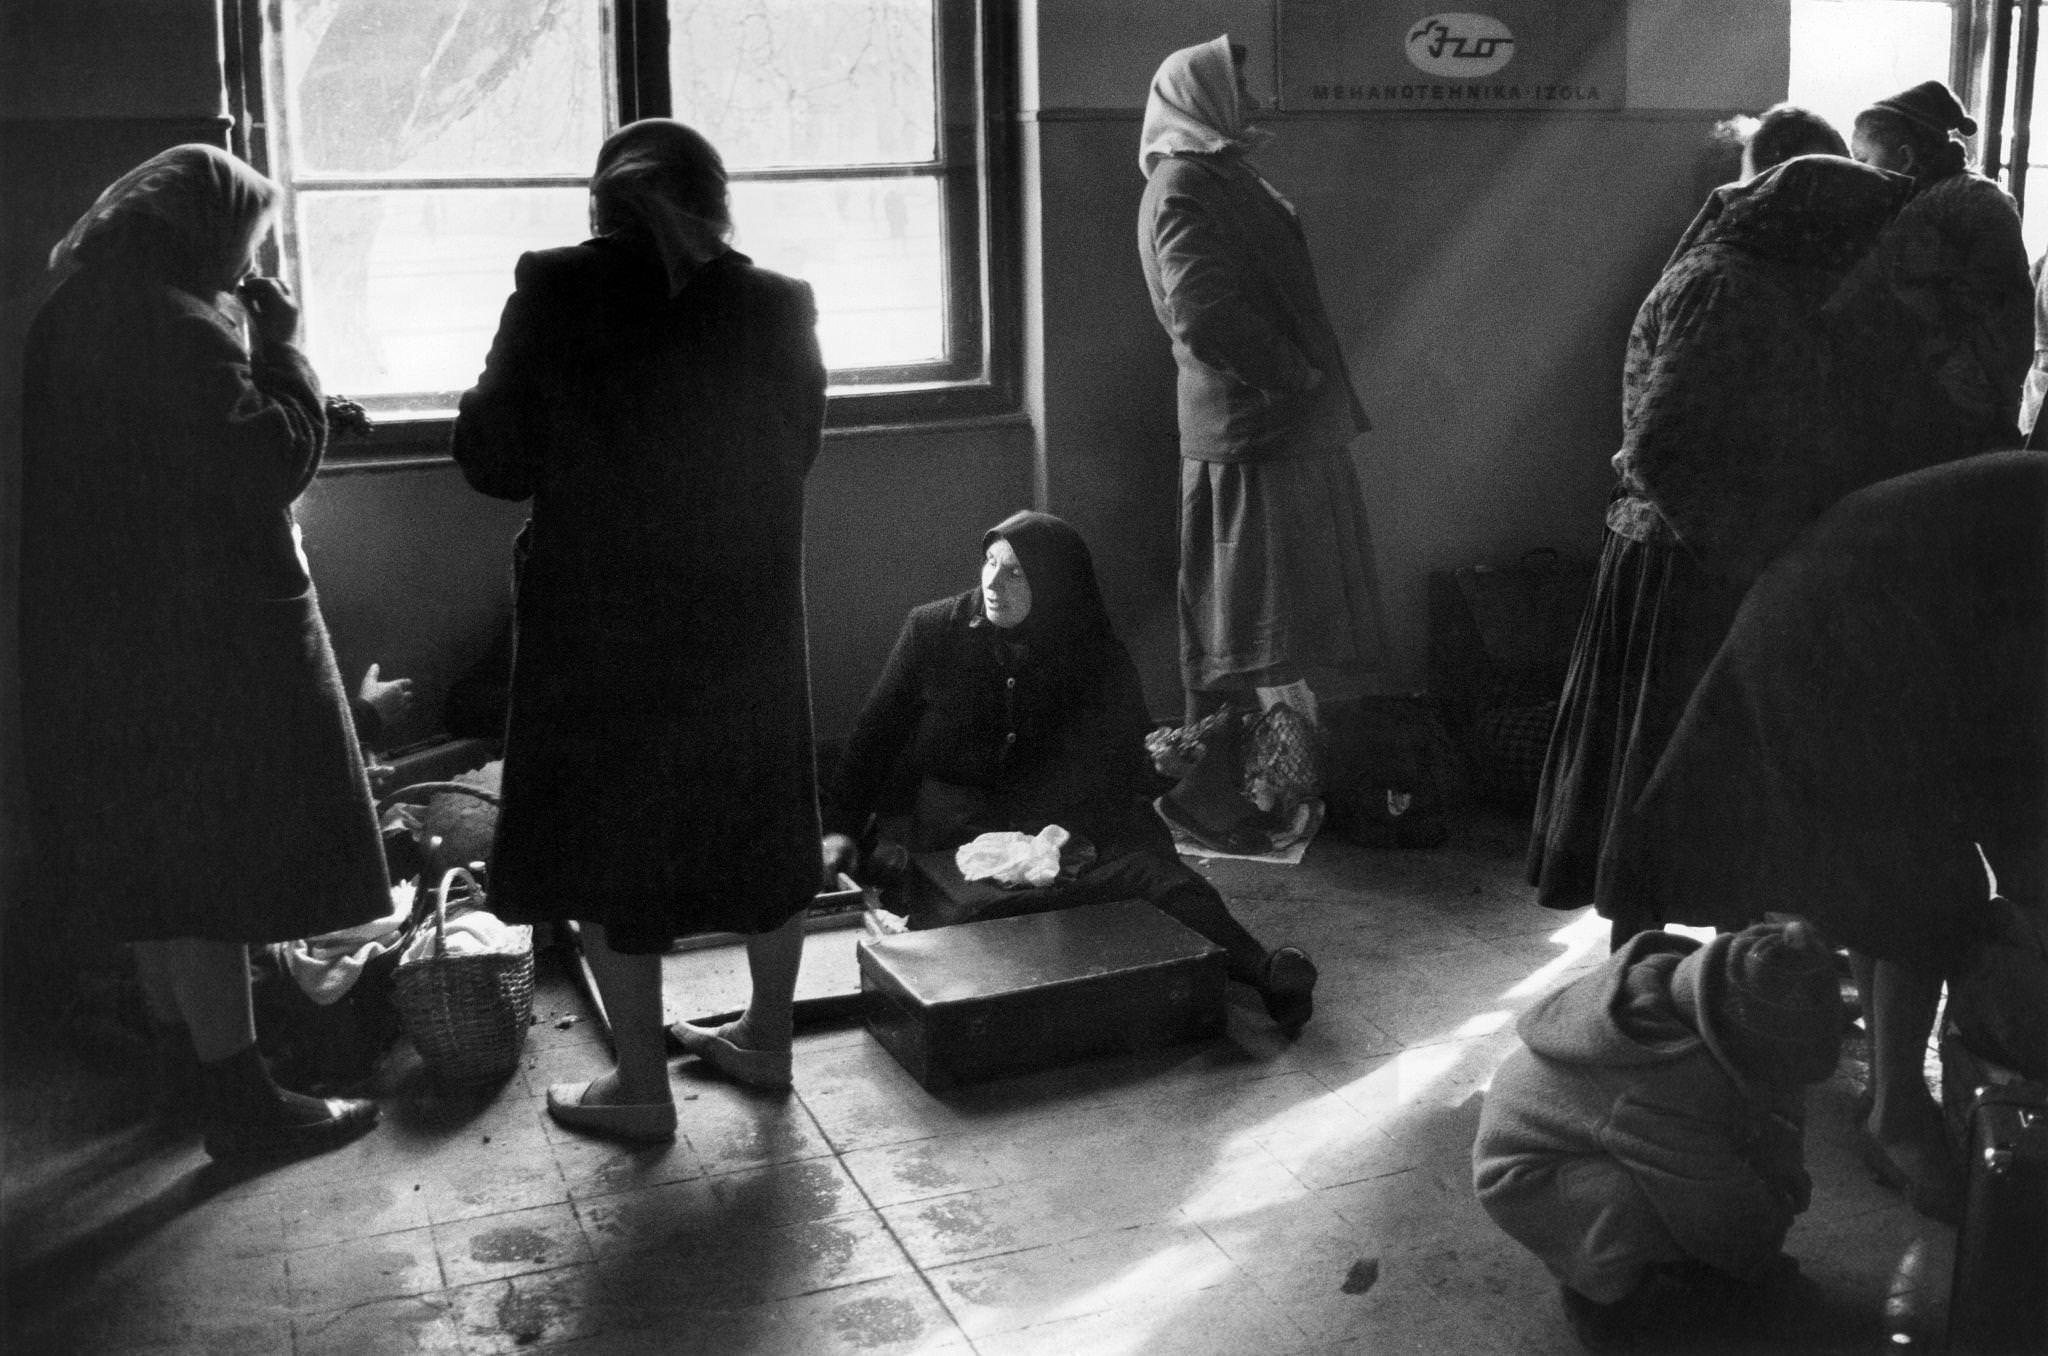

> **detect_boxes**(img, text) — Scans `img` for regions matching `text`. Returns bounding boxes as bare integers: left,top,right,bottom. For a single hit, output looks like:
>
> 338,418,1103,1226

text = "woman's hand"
358,662,415,725
238,275,302,348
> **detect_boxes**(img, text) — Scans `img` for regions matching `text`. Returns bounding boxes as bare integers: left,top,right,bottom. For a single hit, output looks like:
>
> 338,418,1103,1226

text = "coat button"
1006,677,1016,688
1005,732,1017,743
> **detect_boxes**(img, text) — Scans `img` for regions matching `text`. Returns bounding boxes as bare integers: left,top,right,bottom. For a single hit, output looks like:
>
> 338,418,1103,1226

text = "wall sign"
1279,0,1627,111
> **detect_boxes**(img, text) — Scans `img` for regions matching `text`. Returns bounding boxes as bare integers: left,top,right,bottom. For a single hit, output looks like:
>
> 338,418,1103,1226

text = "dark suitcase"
1947,1083,2048,1355
1426,548,1593,732
857,899,1227,1092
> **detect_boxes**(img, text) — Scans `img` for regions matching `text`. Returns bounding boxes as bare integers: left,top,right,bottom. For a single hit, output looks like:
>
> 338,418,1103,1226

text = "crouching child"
1472,919,1846,1351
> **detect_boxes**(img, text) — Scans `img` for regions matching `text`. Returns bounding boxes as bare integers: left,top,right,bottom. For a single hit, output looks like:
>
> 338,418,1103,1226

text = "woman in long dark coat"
1136,35,1387,740
21,144,384,1158
454,120,827,1141
822,511,1318,1031
1629,451,2048,1221
1527,156,1914,946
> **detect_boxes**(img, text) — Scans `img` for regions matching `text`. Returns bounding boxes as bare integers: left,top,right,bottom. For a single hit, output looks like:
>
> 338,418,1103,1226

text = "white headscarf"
590,119,733,297
1138,35,1270,176
48,143,277,287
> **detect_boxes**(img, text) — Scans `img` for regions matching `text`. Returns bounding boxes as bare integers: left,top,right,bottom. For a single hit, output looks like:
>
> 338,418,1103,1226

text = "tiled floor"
2,810,1958,1355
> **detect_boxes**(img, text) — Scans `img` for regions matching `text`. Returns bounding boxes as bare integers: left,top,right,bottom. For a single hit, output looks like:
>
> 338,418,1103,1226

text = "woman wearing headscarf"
822,511,1319,1032
1839,80,2032,471
1136,36,1386,754
1528,155,1915,946
453,119,828,1141
21,144,384,1158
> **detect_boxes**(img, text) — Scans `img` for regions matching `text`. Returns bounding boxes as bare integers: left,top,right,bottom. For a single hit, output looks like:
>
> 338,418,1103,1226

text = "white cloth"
400,903,530,964
956,825,1071,888
1138,35,1271,175
283,882,414,1006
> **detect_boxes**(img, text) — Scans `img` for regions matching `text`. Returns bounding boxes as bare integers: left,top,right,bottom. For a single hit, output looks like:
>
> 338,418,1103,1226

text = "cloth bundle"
397,902,528,964
280,882,415,1006
956,825,1072,889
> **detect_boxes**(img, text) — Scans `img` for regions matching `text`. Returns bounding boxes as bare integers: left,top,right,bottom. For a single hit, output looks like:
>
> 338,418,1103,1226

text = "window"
226,0,1012,438
1967,0,2048,257
1788,1,1959,135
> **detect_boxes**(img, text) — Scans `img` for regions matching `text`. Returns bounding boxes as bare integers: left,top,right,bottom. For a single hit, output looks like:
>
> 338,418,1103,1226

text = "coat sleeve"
451,251,556,501
1601,1085,1799,1279
1148,175,1319,395
826,609,929,839
163,299,328,509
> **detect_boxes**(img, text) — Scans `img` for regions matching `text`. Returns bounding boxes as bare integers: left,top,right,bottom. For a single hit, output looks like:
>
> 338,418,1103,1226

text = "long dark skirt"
1526,527,1746,936
1179,448,1387,691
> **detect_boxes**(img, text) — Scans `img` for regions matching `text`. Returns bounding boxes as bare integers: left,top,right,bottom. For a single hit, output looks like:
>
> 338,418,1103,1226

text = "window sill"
318,403,1030,475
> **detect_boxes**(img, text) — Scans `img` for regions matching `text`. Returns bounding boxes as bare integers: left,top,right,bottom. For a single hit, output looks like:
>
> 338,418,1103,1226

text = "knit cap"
1670,919,1846,1086
1871,79,1977,138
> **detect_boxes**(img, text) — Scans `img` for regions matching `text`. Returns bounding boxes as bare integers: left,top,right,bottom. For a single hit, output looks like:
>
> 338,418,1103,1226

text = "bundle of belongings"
255,761,519,1090
1149,701,1324,855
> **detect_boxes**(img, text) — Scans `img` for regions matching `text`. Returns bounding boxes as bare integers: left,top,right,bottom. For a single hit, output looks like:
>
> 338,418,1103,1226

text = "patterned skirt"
1526,526,1745,929
1178,448,1387,692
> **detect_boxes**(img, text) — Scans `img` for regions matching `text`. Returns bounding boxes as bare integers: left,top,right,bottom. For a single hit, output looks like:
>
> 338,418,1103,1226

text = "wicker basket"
393,866,534,1084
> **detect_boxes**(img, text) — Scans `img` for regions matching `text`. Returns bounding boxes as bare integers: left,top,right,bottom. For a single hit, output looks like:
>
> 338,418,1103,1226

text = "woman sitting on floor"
823,510,1318,1032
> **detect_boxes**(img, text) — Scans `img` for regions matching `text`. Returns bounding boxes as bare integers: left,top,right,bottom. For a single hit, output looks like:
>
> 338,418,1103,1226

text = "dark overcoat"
20,268,389,942
452,241,826,953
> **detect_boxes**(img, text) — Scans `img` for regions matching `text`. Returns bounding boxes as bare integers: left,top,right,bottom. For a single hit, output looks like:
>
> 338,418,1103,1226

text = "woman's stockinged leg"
1154,880,1270,982
577,921,672,1105
130,936,257,1063
730,910,806,1050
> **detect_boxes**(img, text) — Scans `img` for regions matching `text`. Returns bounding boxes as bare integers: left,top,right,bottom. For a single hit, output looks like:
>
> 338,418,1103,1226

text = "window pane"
668,0,937,170
280,0,607,178
1789,1,1954,136
731,176,947,370
296,188,589,398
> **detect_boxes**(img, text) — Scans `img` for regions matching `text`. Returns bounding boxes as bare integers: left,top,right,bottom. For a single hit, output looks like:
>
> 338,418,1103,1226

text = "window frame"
223,0,1018,462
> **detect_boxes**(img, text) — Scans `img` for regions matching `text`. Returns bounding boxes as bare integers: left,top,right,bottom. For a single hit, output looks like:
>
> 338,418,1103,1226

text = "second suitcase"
1947,1082,2048,1355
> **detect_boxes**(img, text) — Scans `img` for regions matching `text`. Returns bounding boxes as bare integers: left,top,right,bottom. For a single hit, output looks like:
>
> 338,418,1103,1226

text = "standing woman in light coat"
1137,36,1386,746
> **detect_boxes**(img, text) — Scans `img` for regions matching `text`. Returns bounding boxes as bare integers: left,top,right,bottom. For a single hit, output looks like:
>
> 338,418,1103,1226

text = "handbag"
390,866,534,1084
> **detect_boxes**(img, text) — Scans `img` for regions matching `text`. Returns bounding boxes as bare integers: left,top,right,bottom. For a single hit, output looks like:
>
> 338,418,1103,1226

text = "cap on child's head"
1676,919,1846,1085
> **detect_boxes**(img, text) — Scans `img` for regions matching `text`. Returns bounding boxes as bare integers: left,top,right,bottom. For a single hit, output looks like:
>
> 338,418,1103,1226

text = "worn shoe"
1260,946,1318,1033
202,1096,379,1160
668,1021,794,1090
545,1080,677,1143
1856,1124,1964,1225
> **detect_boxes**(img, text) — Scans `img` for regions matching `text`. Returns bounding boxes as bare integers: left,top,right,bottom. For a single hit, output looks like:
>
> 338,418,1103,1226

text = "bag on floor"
391,866,534,1084
1320,694,1466,847
1427,547,1592,732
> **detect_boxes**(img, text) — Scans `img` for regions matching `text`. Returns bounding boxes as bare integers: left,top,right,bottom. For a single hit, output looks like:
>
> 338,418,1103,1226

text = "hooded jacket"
1471,931,1812,1300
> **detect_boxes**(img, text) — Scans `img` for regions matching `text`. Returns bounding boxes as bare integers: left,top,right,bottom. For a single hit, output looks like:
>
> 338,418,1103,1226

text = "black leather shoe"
203,1097,379,1161
1259,946,1317,1032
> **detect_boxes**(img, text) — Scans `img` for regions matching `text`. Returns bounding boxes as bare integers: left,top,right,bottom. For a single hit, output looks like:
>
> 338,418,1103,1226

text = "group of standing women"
19,49,1354,1155
1526,78,2037,1223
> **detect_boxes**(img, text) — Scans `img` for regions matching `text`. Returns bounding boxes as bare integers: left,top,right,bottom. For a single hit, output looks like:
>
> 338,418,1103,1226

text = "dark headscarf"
1667,153,1914,273
590,118,732,295
48,143,278,292
980,511,1119,665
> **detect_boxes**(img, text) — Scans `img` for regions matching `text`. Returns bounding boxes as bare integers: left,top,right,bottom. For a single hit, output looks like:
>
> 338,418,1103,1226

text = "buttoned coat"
21,268,389,942
1138,152,1368,463
453,241,826,952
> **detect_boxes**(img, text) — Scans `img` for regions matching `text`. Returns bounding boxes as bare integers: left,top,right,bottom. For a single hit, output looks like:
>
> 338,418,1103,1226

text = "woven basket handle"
427,865,483,962
377,781,503,815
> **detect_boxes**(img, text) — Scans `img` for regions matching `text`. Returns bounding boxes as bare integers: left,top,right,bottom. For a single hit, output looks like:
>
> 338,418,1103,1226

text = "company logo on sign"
1405,13,1517,77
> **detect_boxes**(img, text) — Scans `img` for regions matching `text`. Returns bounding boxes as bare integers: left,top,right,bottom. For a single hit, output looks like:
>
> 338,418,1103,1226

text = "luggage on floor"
1426,548,1593,733
1946,1081,2048,1355
857,899,1227,1091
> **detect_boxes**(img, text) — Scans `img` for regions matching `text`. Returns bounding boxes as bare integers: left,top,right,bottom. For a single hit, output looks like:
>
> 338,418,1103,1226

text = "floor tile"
926,1219,1241,1337
292,1293,468,1355
968,1272,1310,1356
276,1169,436,1250
433,1199,592,1288
286,1224,443,1312
592,1208,917,1308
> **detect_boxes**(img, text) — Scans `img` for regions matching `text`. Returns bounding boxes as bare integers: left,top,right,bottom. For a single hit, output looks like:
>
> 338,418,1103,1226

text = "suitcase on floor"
856,899,1228,1092
1946,1083,2048,1355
